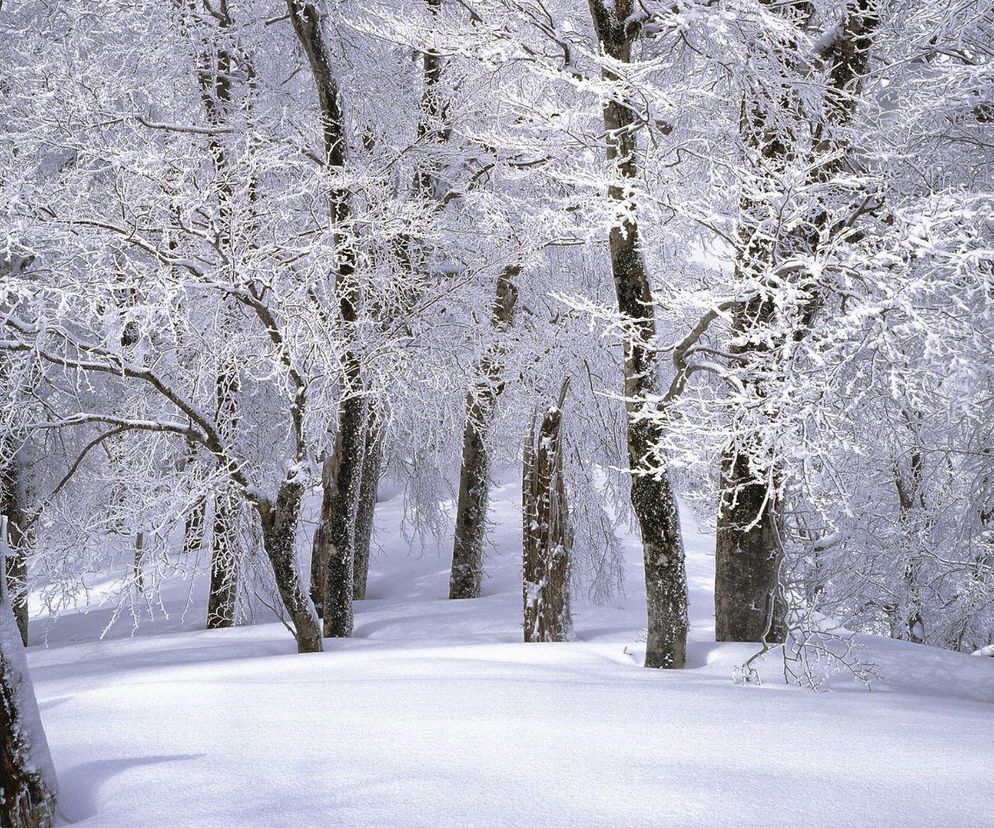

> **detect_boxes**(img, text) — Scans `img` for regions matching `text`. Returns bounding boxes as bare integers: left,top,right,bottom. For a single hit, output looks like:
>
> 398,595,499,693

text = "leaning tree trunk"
588,0,688,668
257,479,323,654
353,409,383,601
522,392,573,643
448,266,519,599
1,519,58,828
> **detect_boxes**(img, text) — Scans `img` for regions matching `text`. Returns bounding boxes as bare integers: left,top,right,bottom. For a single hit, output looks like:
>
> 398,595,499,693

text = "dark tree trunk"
715,0,878,642
287,0,365,638
353,409,383,601
448,267,519,600
207,361,241,630
1,524,58,828
3,456,31,646
314,401,366,638
257,479,323,654
715,455,786,641
588,0,688,668
207,486,240,629
522,393,572,643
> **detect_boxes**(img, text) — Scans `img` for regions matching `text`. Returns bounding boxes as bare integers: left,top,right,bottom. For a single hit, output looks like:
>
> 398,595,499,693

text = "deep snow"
25,476,994,827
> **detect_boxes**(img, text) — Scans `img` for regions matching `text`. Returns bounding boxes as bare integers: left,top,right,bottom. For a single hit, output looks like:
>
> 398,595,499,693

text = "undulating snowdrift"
27,478,994,827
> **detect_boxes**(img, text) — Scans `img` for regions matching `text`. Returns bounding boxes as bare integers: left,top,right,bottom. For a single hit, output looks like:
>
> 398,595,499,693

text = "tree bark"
1,520,58,828
588,0,688,668
448,266,519,599
2,450,31,646
257,479,323,654
286,0,366,638
353,409,383,601
207,486,240,629
314,404,366,638
715,0,878,642
522,392,572,642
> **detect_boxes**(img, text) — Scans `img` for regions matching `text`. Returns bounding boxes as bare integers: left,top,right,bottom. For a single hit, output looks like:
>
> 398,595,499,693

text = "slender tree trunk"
353,409,383,601
257,480,323,654
588,0,688,668
3,449,31,646
182,494,207,556
522,391,572,642
1,519,58,828
286,0,366,638
207,360,241,629
207,486,240,629
448,266,519,599
314,401,366,638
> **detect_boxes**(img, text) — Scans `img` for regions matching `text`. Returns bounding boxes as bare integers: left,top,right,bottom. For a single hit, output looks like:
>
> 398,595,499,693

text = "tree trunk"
715,0,878,642
207,486,240,629
1,519,58,828
3,452,31,646
522,393,572,643
588,0,688,668
448,266,518,599
313,400,366,638
353,409,383,601
257,480,323,654
714,454,786,641
286,0,365,638
207,361,241,630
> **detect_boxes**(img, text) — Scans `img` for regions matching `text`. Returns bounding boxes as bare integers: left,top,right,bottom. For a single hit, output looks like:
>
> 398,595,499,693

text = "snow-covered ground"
27,477,994,827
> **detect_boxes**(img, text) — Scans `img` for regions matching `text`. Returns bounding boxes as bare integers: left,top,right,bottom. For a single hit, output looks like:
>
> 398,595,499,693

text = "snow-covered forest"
1,1,992,825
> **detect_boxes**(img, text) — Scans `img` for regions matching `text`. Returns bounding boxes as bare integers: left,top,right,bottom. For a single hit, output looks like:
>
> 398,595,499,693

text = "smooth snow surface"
28,477,994,827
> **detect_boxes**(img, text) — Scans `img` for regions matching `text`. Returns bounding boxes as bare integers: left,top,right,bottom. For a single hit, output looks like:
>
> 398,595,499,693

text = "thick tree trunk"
353,410,383,601
448,267,519,599
1,521,58,828
714,454,786,641
715,0,878,642
588,0,688,668
522,396,572,642
258,480,323,654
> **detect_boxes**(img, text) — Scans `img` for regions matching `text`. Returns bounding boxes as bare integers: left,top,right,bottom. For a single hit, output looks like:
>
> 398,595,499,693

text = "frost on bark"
207,486,240,629
313,404,366,638
287,0,366,638
258,478,323,654
207,362,241,630
353,408,383,601
1,521,57,828
448,266,519,600
2,449,31,646
522,392,573,643
588,0,688,668
715,0,878,642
